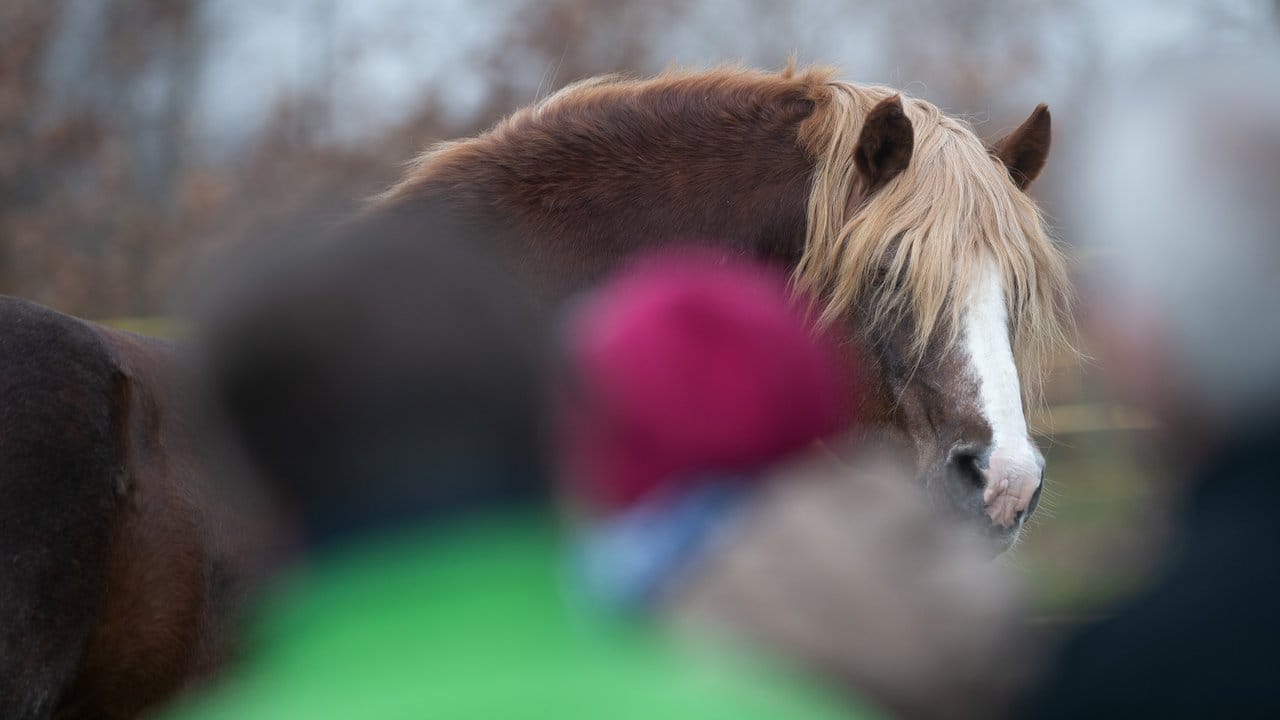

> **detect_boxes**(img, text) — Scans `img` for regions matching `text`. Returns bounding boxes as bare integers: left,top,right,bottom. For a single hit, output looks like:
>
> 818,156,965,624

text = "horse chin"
921,469,1024,558
843,432,1026,557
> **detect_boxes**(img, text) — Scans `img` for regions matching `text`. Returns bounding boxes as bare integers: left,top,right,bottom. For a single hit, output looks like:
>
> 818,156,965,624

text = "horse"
0,62,1070,720
0,295,261,720
373,64,1073,547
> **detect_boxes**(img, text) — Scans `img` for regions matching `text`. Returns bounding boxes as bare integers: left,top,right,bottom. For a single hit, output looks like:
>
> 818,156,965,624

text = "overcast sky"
188,0,1276,152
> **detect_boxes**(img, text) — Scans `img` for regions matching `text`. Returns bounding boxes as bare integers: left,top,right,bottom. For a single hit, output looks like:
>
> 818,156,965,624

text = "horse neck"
383,87,820,294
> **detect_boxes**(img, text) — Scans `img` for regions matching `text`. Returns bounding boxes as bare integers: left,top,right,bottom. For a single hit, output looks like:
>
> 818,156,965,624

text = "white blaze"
963,258,1042,528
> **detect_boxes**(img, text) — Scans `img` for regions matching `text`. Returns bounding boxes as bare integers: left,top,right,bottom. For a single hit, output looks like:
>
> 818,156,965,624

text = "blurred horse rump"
376,64,1074,545
0,296,249,720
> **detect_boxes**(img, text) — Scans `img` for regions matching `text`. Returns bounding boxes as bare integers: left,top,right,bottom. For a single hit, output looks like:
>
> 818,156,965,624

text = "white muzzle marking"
963,258,1042,529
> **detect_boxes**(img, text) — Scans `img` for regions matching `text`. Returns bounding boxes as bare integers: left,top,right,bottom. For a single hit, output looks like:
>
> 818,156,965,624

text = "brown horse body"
379,71,818,297
377,66,1069,540
0,296,254,720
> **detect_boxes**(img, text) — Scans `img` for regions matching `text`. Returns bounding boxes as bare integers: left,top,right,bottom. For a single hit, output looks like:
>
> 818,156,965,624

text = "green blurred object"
160,515,873,720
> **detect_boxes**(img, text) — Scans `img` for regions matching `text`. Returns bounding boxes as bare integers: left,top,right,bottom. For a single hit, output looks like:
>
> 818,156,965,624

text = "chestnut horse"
0,296,259,720
0,63,1071,720
375,65,1072,546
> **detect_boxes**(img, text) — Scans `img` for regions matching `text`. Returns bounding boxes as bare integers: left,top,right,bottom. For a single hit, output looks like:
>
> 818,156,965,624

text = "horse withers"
374,65,1073,548
0,296,260,720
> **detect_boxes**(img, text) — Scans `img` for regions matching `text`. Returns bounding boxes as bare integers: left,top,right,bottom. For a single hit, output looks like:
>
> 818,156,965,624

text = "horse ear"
854,95,914,195
994,104,1051,190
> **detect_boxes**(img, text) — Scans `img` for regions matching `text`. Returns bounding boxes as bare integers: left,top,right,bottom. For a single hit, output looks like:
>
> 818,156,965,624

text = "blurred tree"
0,0,1272,319
0,0,202,316
483,0,681,105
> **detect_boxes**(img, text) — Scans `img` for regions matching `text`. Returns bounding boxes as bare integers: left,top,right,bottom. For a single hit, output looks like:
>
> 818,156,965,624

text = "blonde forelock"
794,81,1074,404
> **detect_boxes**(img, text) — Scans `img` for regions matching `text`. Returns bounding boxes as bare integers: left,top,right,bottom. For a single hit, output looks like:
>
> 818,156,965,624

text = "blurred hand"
665,445,1032,719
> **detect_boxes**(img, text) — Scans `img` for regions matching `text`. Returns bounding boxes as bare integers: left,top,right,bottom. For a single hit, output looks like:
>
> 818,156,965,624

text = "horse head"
797,91,1069,550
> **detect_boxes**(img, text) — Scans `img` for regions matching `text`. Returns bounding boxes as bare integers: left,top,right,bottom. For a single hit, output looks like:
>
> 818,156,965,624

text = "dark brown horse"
375,65,1073,545
0,296,259,720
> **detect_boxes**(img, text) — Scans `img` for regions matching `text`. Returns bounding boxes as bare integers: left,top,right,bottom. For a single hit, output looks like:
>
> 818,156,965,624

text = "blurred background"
2,0,1278,620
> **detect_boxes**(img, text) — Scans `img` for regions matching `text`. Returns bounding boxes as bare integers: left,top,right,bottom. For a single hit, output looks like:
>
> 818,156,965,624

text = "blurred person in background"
162,213,854,719
560,250,1028,719
1019,50,1280,718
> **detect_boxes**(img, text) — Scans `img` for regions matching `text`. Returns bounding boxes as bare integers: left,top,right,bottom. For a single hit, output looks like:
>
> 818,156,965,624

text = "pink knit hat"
560,249,859,512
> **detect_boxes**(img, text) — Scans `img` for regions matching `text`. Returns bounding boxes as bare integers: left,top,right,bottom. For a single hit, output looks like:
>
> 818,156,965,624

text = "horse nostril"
946,443,989,490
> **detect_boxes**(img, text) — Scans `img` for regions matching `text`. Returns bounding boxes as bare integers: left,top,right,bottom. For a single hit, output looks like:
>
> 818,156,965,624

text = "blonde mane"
793,79,1074,404
386,65,1073,403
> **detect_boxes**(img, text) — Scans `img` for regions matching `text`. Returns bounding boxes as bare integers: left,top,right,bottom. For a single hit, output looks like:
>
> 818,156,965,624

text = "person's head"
558,249,856,514
203,206,549,546
1078,49,1280,452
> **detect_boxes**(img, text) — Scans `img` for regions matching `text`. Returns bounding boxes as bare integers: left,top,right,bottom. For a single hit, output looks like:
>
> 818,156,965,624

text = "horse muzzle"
943,441,1044,549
